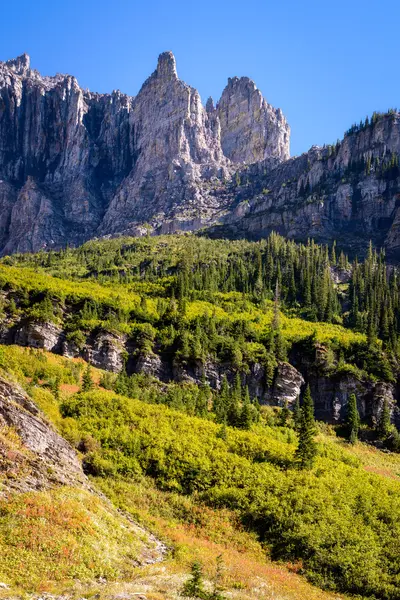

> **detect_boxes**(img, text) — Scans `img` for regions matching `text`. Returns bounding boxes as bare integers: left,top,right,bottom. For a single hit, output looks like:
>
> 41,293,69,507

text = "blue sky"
1,0,399,156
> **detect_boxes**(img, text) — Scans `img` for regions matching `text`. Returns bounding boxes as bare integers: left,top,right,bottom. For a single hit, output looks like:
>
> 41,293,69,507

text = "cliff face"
216,76,290,164
0,374,87,493
217,113,400,257
1,51,400,258
0,52,289,253
2,316,397,428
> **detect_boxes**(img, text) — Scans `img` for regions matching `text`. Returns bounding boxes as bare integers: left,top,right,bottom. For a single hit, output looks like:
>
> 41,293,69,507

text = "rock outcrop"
0,52,289,254
216,112,400,258
0,375,86,493
216,76,290,164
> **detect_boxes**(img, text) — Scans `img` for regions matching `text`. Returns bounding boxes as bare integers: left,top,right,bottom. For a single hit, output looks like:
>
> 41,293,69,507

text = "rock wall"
2,316,397,426
217,113,400,258
0,375,87,493
0,52,289,254
216,76,290,164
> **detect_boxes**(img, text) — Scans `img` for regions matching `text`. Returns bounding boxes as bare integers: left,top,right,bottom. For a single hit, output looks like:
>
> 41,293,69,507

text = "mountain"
1,51,400,256
215,111,400,258
0,51,288,254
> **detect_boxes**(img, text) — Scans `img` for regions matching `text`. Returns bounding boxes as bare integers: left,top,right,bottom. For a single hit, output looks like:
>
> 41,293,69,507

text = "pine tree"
181,561,207,599
346,393,360,443
377,399,391,439
295,385,317,469
81,363,94,392
293,396,301,431
278,400,291,427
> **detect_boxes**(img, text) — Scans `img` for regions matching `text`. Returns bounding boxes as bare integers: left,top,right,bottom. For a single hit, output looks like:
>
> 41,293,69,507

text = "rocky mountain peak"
217,74,290,163
0,50,292,253
156,51,178,80
206,96,215,113
5,52,31,76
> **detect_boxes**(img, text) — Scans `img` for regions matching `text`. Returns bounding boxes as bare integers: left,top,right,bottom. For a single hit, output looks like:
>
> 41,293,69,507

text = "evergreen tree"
293,396,301,431
181,561,208,599
278,400,291,427
377,399,391,439
346,393,360,443
81,363,94,392
295,385,317,469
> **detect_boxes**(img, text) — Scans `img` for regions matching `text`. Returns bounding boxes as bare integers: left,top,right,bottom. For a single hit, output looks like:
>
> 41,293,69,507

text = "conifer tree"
346,393,360,443
278,400,291,427
293,396,301,431
295,385,317,469
81,363,94,392
181,561,207,599
377,399,391,439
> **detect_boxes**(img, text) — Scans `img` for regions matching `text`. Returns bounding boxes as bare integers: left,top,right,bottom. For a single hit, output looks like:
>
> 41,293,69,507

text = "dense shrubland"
1,234,400,597
0,338,400,598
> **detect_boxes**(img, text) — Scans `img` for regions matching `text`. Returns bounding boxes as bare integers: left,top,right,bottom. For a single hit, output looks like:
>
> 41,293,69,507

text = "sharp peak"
226,75,257,90
156,51,177,79
5,53,31,75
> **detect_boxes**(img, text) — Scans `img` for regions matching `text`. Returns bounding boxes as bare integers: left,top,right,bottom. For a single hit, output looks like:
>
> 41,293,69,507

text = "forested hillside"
0,233,399,431
1,233,400,598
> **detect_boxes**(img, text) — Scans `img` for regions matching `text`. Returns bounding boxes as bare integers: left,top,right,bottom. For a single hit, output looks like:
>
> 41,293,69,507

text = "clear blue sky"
1,0,399,156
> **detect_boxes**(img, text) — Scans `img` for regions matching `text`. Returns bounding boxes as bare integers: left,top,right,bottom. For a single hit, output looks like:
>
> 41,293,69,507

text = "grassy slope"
0,345,352,600
2,346,400,598
0,262,365,347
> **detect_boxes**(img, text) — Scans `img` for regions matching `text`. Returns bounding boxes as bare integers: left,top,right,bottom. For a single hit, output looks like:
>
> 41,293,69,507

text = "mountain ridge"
1,52,400,258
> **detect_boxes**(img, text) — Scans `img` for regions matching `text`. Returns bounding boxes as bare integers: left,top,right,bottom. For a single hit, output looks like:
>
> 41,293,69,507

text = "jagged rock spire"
156,51,177,80
5,53,30,76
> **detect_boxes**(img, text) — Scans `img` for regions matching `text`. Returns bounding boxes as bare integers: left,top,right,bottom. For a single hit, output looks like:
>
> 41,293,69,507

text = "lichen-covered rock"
134,352,171,381
309,373,397,425
86,331,127,373
267,362,304,406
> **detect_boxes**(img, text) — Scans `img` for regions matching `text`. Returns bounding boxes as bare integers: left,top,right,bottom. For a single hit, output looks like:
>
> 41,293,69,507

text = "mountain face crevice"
0,51,289,253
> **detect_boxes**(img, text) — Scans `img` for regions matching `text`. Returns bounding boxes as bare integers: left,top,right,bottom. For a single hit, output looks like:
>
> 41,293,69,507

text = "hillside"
0,234,400,599
0,233,398,428
0,343,400,599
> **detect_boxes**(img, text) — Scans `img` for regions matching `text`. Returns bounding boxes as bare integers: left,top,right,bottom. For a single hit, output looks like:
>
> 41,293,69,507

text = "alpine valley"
1,52,400,600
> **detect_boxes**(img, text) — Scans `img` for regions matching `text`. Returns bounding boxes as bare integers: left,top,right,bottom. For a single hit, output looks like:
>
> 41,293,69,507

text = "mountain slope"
215,111,400,257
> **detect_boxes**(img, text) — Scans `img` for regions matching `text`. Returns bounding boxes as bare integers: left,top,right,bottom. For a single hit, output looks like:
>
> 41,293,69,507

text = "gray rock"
268,362,304,406
14,321,63,352
0,51,288,254
0,376,87,492
86,331,127,373
217,76,290,164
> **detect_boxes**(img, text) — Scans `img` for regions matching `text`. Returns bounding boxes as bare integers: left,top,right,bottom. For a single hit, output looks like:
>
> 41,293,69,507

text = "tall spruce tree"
81,363,94,392
293,396,301,431
377,399,391,439
295,385,317,469
346,393,360,443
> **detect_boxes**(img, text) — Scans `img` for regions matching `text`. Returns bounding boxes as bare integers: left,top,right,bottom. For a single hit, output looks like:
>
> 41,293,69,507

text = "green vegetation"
1,233,400,598
44,384,400,598
0,233,397,388
1,340,400,599
346,393,360,443
295,385,317,468
0,345,391,600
